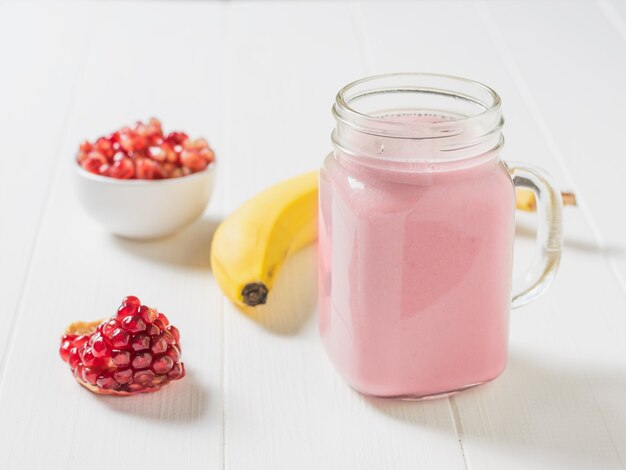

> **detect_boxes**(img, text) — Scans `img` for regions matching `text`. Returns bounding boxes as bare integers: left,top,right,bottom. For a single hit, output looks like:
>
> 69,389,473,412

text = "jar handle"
508,163,563,309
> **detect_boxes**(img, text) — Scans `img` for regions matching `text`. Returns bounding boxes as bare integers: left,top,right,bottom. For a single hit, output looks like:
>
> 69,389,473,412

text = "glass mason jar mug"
319,73,563,399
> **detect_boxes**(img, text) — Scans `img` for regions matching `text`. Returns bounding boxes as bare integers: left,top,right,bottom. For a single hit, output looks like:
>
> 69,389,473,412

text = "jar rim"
333,72,502,140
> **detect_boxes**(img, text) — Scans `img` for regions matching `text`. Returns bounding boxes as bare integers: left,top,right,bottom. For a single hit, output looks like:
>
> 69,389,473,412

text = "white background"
1,1,626,469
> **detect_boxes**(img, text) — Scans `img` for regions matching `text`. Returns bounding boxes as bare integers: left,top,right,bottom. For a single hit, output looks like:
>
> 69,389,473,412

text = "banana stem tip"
242,283,269,306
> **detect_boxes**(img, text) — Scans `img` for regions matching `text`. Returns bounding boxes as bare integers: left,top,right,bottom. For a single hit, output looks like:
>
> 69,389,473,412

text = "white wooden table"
1,1,626,468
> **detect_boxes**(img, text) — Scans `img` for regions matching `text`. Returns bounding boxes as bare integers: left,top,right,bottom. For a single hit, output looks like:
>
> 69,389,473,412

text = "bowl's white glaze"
74,164,216,239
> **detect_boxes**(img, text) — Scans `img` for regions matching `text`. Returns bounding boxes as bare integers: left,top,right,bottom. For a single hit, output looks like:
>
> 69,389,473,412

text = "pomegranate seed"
133,135,147,151
152,164,165,179
95,137,115,159
96,376,120,390
162,330,176,345
87,151,107,164
114,369,133,384
184,137,208,151
135,157,162,180
73,335,89,348
112,151,126,162
134,369,156,385
82,367,98,385
91,334,110,358
168,326,180,342
148,146,166,162
108,157,134,179
123,296,141,306
74,364,85,380
117,303,138,318
132,352,152,370
81,157,104,175
79,140,93,153
153,375,167,385
147,118,162,139
110,328,130,348
151,336,167,354
59,337,73,362
68,347,80,369
157,313,169,327
152,355,174,374
99,163,111,176
81,348,97,367
121,315,146,333
109,130,124,145
166,131,188,145
131,334,150,351
146,324,160,336
181,149,208,172
161,143,178,163
166,345,180,362
138,305,157,324
161,162,177,178
168,363,185,380
202,147,215,164
89,332,101,344
119,132,135,153
134,122,148,136
111,350,131,367
102,319,119,336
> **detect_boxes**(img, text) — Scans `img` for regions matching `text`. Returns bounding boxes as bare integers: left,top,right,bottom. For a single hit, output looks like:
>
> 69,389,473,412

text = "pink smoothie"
319,114,515,398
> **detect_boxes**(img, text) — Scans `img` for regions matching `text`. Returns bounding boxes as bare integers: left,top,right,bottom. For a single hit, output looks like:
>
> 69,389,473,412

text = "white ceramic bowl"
74,164,216,239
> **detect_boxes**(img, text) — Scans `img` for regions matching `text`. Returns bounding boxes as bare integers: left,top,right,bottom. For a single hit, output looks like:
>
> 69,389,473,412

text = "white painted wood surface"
1,1,625,469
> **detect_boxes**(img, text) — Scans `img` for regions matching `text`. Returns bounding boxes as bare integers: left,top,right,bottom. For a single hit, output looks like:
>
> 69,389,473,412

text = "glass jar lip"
333,72,502,139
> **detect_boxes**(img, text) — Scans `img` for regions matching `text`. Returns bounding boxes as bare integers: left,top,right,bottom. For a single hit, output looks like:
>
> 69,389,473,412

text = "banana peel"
516,188,577,212
210,171,318,308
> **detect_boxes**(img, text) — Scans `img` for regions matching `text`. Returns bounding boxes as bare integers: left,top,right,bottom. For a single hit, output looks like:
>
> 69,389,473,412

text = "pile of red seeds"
76,118,215,180
59,295,185,395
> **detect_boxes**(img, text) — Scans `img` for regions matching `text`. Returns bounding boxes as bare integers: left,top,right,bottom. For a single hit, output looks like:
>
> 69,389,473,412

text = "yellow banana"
211,171,318,308
516,188,577,212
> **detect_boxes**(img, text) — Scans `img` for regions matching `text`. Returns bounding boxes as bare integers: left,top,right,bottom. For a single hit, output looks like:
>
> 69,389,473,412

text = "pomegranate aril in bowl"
59,296,185,396
74,118,216,239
